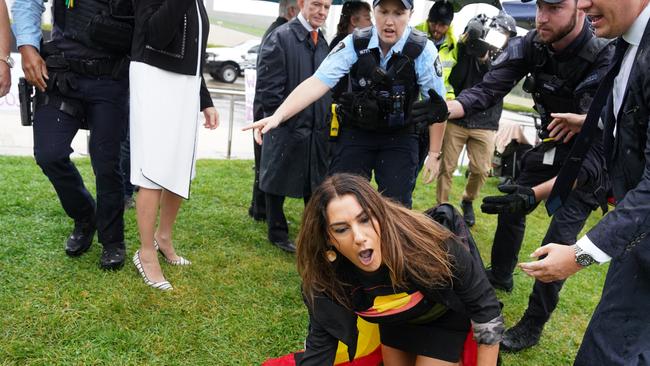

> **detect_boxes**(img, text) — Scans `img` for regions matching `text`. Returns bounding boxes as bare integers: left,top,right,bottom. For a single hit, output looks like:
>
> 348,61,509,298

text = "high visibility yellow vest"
415,22,458,100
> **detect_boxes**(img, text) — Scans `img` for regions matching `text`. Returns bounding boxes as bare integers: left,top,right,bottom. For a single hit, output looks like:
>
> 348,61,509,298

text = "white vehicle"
204,39,261,83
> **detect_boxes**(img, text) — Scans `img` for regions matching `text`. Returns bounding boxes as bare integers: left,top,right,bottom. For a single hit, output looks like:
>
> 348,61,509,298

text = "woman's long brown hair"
297,173,453,309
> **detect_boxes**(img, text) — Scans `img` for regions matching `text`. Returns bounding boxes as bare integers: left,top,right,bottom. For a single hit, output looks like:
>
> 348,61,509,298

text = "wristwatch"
574,245,596,267
1,55,14,68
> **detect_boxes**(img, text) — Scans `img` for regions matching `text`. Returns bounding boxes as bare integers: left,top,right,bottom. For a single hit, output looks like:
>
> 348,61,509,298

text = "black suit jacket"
586,22,650,260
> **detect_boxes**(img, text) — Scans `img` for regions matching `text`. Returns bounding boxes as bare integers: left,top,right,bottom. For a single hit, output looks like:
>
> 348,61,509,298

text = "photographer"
12,0,132,270
437,13,517,226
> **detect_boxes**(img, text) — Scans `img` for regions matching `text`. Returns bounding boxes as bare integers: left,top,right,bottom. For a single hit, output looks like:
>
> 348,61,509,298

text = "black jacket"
131,0,213,110
455,23,610,120
257,18,332,198
448,42,502,131
586,24,650,261
253,16,289,122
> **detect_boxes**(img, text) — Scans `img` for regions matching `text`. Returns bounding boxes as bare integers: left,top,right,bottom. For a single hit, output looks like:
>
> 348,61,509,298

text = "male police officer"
445,0,613,352
12,0,131,269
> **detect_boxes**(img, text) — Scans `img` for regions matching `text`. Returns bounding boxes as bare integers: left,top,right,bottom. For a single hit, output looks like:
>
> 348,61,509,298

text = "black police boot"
485,268,513,292
461,200,476,227
501,315,545,352
65,219,96,257
100,241,126,270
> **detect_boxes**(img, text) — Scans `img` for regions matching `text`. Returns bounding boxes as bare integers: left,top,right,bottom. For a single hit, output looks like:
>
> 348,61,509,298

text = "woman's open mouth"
359,249,374,266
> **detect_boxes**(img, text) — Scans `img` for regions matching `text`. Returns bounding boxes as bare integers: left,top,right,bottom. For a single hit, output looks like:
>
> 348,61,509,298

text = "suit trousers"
265,192,310,243
574,235,650,365
436,123,496,204
33,75,129,246
249,136,266,218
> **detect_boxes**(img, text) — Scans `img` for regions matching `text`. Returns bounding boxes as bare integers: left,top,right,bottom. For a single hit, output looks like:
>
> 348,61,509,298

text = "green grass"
503,102,536,114
0,156,606,365
209,18,266,37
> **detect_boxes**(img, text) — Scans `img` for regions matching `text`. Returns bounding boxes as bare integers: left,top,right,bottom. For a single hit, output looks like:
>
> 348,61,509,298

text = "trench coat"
256,17,332,198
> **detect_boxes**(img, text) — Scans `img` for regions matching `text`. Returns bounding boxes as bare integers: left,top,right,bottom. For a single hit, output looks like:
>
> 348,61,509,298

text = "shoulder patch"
329,41,346,56
434,56,443,77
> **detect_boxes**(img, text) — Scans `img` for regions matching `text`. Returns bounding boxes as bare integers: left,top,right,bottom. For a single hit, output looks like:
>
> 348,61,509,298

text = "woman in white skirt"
130,0,218,290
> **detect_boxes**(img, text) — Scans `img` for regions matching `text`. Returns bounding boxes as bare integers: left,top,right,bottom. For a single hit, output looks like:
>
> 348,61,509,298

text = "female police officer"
245,0,449,208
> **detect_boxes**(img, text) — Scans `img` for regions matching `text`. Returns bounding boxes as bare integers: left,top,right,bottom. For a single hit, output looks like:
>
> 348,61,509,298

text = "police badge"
434,56,443,77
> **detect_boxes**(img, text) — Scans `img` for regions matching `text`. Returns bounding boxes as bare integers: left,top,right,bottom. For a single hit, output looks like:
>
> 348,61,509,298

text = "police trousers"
490,142,598,323
329,127,418,208
33,75,129,246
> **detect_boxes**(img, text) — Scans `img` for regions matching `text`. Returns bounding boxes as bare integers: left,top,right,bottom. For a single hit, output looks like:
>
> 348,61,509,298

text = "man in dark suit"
256,0,332,252
248,0,299,222
520,0,650,364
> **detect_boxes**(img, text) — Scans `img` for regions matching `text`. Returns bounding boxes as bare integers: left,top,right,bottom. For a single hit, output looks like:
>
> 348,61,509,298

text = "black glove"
412,89,449,130
481,184,538,215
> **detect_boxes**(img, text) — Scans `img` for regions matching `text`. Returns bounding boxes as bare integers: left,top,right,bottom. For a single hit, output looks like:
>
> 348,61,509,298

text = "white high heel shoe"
153,239,192,266
132,250,173,291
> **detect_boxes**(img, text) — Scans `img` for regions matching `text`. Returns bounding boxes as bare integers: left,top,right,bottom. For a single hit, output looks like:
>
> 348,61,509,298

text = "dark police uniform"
15,0,131,268
454,22,612,326
315,26,446,208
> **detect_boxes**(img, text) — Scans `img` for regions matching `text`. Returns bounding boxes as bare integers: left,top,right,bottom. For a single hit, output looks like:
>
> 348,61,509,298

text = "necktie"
546,38,630,215
311,30,319,46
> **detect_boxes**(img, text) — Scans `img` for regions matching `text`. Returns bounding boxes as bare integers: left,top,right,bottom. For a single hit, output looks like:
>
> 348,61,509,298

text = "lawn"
0,156,607,365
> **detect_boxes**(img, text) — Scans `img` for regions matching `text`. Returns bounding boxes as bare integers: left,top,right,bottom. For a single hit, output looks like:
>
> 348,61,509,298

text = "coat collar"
289,17,323,45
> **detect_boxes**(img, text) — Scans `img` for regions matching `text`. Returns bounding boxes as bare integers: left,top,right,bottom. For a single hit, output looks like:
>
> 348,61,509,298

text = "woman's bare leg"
154,189,184,261
382,344,416,366
415,355,459,366
135,187,165,282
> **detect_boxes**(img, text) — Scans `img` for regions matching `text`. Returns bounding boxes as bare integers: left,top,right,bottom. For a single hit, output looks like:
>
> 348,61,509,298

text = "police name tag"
543,147,556,165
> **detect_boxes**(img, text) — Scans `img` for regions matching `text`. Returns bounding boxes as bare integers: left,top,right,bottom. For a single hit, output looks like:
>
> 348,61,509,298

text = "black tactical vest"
338,28,427,132
523,30,609,139
53,0,134,54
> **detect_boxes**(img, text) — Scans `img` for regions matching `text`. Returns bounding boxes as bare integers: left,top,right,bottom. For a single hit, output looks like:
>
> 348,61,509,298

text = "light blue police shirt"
314,26,446,100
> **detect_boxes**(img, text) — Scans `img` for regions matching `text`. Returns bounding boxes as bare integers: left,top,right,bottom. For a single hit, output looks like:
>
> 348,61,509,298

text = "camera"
461,12,518,58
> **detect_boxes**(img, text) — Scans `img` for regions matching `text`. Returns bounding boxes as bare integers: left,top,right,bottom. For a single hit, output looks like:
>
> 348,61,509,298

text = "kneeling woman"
296,174,502,365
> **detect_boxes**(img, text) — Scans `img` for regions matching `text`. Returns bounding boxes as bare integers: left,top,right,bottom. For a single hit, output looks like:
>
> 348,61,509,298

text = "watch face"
576,253,595,267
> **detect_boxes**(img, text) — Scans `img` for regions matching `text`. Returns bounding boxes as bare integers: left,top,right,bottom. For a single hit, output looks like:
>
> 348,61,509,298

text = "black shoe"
501,316,545,352
485,268,513,292
65,219,96,257
461,200,475,227
271,239,296,253
100,242,126,270
248,206,266,222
